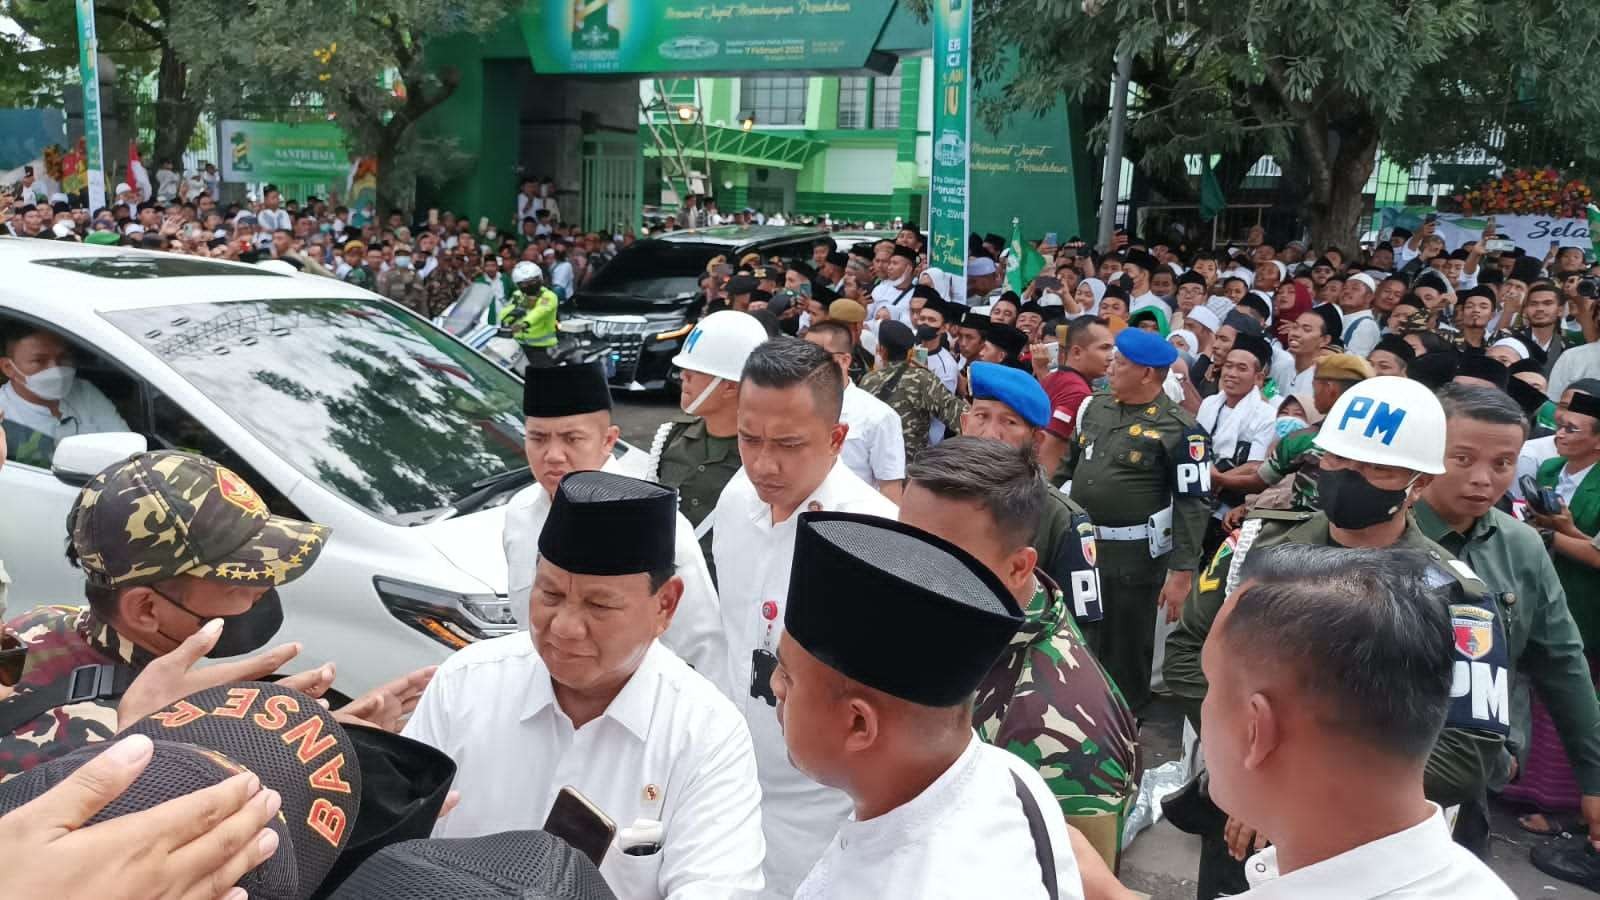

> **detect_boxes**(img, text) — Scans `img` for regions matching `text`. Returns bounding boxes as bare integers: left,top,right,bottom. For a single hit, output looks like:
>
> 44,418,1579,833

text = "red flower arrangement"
1452,168,1593,218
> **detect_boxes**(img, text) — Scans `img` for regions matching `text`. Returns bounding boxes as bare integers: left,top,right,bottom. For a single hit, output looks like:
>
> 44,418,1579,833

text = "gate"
582,135,642,234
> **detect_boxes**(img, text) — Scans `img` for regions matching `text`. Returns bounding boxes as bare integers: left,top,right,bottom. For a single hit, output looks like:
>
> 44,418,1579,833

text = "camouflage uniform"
857,361,967,460
0,606,147,781
0,451,329,781
974,571,1138,824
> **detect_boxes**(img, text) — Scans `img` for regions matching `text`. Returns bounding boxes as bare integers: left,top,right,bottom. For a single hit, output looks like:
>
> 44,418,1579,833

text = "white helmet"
672,311,770,381
511,261,543,286
1313,376,1445,474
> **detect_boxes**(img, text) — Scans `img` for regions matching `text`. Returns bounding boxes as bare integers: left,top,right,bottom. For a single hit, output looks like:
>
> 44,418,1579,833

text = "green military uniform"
1254,426,1322,510
649,415,741,582
1414,500,1600,795
499,286,559,350
857,361,967,462
973,572,1138,825
1058,391,1212,709
1536,457,1600,649
1166,509,1507,805
0,606,145,781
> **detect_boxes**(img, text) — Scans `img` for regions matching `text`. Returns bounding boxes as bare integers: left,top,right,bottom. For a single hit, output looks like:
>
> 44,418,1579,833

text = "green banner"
928,0,971,302
75,0,106,211
520,0,896,74
218,119,349,184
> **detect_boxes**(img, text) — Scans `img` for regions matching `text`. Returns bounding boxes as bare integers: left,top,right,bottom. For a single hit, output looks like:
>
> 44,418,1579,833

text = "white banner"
1379,206,1594,252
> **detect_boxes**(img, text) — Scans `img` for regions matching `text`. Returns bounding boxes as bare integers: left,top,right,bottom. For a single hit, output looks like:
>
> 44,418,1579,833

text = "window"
838,78,869,130
872,74,902,129
741,77,808,127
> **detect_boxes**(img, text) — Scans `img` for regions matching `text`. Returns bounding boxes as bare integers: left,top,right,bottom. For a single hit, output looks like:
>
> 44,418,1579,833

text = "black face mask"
1319,467,1413,531
155,587,285,658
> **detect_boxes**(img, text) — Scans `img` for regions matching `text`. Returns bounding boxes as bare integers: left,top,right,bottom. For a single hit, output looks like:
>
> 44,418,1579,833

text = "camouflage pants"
1084,540,1165,712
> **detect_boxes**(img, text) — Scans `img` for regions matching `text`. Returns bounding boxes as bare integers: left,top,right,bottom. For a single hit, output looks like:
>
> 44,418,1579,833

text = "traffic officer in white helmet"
501,260,560,365
647,311,771,581
1164,376,1510,897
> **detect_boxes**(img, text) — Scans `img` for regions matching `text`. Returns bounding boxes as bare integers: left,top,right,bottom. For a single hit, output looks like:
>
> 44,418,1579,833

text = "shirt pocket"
600,844,665,900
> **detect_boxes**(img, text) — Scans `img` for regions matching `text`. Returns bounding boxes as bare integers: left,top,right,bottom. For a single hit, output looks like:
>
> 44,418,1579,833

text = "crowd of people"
4,167,1600,899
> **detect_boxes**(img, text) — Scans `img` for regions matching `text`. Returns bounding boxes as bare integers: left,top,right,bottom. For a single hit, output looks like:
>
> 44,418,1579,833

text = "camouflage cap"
68,451,331,589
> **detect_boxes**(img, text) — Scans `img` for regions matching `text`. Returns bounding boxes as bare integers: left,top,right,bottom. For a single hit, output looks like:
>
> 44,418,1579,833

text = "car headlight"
373,576,517,649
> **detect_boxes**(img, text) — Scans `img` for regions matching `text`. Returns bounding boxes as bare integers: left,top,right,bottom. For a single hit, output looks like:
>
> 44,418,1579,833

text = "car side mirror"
51,433,149,487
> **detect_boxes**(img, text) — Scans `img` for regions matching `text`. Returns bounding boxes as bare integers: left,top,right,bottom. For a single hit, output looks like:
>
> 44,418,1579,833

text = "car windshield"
105,298,526,522
581,241,715,298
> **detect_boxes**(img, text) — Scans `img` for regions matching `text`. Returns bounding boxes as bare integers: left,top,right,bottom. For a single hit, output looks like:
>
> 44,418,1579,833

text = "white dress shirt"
502,455,728,686
255,207,292,232
838,383,906,488
403,636,765,900
794,735,1084,900
1198,387,1279,520
1238,804,1513,899
0,379,130,449
868,279,915,325
1339,308,1381,358
711,462,898,899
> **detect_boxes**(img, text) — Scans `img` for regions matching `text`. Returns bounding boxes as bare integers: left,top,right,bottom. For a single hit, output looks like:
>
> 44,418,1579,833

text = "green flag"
1199,165,1226,222
1006,218,1047,293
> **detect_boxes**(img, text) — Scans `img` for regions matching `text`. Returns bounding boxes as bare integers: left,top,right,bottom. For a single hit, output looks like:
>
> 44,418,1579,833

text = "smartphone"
544,786,616,866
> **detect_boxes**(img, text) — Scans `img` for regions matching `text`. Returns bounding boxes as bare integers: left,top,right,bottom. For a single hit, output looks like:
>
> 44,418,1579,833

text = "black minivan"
571,225,883,391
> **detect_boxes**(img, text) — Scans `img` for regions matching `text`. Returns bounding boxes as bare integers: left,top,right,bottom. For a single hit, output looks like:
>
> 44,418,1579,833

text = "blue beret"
969,362,1051,428
1115,327,1178,368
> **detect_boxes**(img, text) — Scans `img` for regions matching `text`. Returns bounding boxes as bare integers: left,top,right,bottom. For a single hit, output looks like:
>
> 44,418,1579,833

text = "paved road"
612,392,1594,898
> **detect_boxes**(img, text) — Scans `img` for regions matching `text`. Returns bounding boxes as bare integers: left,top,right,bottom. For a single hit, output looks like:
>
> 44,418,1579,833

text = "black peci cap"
785,512,1023,707
539,471,677,576
523,361,612,420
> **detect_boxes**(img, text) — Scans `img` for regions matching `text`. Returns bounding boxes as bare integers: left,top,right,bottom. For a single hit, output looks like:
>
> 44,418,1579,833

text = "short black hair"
805,320,853,354
1437,383,1528,437
1066,315,1110,349
906,437,1043,550
1222,545,1455,761
740,337,844,423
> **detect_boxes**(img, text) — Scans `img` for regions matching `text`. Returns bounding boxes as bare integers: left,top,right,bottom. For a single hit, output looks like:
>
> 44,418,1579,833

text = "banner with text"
1377,205,1596,253
928,0,971,304
218,120,349,185
521,0,896,74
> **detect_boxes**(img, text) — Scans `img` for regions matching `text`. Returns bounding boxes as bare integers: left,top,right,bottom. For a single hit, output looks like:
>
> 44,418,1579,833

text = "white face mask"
18,365,76,402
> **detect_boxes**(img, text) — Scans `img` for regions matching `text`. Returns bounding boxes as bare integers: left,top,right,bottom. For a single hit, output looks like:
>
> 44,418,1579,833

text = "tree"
972,0,1600,249
173,0,517,214
5,0,203,169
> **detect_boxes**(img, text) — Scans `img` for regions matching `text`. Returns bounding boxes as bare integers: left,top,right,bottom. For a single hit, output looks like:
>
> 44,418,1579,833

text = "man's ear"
843,694,880,755
1242,692,1280,772
652,575,683,636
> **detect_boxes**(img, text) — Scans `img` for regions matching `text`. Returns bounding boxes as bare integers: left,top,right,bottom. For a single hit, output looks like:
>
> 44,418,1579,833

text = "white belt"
1095,523,1150,541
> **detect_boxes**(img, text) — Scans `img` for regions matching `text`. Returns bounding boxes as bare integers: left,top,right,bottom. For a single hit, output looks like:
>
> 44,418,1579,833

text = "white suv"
0,238,636,693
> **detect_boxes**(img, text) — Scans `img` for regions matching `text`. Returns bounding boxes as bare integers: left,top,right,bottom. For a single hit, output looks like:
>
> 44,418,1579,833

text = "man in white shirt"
502,360,728,683
711,338,898,898
1200,544,1513,899
405,470,765,899
1198,333,1280,541
1336,273,1382,358
255,185,292,233
869,245,918,324
774,512,1084,900
804,322,906,502
0,325,130,464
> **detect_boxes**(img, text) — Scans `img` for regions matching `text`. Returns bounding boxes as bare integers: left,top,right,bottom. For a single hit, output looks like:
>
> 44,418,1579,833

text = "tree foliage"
171,0,518,213
971,0,1600,247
